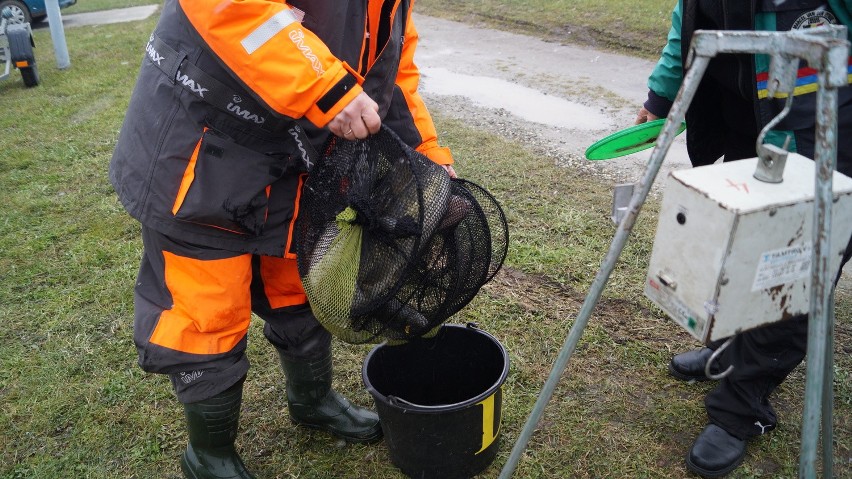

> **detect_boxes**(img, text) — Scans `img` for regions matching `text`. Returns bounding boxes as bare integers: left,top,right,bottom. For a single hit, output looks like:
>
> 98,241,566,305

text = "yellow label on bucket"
475,388,501,454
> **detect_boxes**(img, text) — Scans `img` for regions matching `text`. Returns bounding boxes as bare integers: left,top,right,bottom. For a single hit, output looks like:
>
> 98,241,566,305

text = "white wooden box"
644,153,852,343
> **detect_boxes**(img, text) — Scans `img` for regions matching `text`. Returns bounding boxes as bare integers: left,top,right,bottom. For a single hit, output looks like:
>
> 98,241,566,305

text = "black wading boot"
181,381,256,479
278,350,382,443
686,424,747,477
669,347,721,381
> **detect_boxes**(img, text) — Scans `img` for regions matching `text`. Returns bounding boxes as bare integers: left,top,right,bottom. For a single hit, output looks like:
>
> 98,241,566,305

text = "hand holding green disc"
585,119,686,160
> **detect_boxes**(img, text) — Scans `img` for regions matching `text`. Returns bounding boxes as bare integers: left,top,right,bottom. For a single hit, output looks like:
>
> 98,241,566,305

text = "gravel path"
413,14,691,190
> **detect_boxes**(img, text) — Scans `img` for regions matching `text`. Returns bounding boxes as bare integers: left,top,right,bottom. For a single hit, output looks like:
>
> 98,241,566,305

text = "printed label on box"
752,243,812,291
645,277,706,341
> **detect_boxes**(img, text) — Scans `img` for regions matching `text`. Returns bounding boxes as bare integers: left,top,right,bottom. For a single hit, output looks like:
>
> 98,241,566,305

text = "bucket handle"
388,394,476,412
388,395,452,411
388,395,422,408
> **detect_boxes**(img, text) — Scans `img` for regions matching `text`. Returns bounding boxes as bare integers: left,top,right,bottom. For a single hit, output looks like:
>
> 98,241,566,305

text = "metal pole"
497,54,712,479
821,290,835,479
799,37,843,476
44,0,70,69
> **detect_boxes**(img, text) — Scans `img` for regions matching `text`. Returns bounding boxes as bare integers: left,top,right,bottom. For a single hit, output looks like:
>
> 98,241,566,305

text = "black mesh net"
295,126,508,344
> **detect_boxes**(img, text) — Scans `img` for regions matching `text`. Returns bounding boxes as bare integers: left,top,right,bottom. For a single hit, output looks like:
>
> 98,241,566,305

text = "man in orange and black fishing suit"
109,1,455,477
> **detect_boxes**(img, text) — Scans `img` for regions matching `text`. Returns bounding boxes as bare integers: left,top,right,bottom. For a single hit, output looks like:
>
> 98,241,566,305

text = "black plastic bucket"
362,323,510,479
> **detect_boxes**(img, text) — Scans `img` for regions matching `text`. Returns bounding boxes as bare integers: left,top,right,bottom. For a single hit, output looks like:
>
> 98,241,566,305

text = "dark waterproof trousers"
134,226,332,403
704,315,808,439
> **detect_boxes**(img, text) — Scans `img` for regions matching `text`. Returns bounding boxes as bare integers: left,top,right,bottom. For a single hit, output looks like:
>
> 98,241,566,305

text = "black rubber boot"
279,350,382,443
181,381,256,479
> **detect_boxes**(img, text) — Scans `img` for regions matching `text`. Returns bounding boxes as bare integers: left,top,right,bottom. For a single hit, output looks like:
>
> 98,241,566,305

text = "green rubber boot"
180,381,256,479
279,350,382,443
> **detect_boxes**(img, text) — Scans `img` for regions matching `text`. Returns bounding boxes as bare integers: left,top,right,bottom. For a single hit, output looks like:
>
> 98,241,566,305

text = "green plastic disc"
585,119,686,160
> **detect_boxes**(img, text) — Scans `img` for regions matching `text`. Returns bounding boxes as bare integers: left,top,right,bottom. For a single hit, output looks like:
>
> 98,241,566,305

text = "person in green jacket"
637,1,852,477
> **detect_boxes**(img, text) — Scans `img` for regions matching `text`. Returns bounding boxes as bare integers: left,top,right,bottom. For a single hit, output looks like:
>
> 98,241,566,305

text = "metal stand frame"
499,26,850,479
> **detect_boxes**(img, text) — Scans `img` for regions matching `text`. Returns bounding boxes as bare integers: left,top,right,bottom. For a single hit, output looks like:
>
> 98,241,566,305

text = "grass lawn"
414,0,677,59
0,2,849,479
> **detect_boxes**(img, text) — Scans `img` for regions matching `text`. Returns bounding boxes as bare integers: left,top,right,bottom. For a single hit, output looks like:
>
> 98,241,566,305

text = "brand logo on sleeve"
289,29,325,76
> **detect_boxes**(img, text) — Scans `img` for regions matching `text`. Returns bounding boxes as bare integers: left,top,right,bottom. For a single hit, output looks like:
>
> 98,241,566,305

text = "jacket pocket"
172,128,285,236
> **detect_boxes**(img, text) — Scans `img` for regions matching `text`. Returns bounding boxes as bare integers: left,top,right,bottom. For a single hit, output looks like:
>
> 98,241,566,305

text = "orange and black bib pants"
134,226,331,404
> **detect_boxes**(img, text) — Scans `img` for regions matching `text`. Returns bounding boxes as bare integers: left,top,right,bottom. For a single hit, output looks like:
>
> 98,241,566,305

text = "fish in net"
295,126,508,343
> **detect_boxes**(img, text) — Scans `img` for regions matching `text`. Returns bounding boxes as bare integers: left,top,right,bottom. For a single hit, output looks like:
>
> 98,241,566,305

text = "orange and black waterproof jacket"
110,0,452,256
